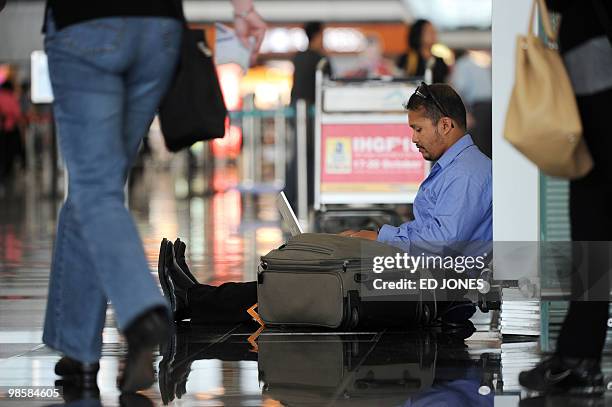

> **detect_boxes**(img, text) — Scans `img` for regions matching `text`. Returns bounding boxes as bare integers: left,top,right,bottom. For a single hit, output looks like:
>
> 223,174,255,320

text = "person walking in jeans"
42,0,266,392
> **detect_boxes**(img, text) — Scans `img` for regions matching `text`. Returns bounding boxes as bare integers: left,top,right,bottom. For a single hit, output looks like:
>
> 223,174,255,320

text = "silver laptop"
276,192,304,236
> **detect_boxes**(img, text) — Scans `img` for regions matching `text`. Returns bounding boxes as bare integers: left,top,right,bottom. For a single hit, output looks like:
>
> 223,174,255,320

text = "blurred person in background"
450,49,492,159
397,19,448,83
344,34,399,78
520,0,612,396
286,21,332,209
41,0,265,393
0,79,24,190
290,21,330,106
18,80,53,173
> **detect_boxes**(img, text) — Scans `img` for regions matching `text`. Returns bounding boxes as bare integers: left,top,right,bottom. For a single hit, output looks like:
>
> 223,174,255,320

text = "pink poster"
320,123,427,193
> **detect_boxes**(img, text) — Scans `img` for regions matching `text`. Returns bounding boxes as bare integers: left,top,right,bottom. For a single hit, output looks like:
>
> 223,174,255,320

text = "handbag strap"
591,0,612,47
529,0,558,42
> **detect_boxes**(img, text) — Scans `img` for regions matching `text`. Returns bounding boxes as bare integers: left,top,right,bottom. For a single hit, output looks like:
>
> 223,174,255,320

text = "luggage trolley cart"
312,64,429,233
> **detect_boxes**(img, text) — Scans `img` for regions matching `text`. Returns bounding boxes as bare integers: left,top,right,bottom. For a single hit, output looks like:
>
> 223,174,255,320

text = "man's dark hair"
408,19,431,51
304,22,323,43
405,83,467,130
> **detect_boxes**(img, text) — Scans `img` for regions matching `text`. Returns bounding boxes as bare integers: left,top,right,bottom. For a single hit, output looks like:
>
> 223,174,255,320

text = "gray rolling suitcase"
256,233,437,330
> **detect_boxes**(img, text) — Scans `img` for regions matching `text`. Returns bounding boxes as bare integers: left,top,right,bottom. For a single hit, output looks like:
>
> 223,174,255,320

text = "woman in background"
396,19,448,83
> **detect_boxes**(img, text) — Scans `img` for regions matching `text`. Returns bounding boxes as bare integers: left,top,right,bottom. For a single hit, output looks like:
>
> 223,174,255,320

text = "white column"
492,0,540,280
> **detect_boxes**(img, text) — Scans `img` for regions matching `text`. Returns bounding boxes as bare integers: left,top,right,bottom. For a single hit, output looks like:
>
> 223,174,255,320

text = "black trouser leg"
187,281,257,324
556,89,612,359
557,301,609,358
557,173,611,358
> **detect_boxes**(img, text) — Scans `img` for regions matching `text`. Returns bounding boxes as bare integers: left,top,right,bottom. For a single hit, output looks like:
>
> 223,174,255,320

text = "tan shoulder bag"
504,0,593,179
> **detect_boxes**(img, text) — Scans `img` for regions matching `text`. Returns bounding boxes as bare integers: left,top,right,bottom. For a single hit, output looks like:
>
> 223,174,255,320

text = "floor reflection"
157,328,498,407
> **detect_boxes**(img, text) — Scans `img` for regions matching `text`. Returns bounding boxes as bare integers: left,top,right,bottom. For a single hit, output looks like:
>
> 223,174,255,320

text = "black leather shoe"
158,239,176,313
118,306,171,393
519,354,604,395
54,357,99,390
159,240,193,321
56,379,100,403
166,242,193,321
174,238,198,285
120,393,155,407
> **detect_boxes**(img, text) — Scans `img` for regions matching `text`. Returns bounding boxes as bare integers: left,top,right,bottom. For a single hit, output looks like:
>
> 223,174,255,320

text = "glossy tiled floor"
1,163,611,406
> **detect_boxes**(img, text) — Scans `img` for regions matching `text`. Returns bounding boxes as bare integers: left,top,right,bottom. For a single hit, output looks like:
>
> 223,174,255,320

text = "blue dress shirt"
377,134,492,256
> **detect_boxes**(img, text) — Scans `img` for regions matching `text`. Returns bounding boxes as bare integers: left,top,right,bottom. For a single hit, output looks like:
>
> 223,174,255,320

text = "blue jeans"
42,15,182,363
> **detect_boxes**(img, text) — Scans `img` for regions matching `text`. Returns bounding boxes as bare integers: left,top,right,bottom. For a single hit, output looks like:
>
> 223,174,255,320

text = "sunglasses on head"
404,82,454,127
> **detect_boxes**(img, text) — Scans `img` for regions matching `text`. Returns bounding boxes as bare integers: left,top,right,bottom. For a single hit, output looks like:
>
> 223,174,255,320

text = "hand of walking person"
232,0,267,65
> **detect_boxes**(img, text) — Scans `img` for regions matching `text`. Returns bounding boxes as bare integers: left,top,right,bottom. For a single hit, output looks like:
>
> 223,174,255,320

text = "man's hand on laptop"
339,230,378,240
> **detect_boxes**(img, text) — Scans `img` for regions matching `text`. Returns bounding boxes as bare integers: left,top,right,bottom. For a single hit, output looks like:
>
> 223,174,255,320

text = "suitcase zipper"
278,246,334,256
280,242,334,255
260,258,363,272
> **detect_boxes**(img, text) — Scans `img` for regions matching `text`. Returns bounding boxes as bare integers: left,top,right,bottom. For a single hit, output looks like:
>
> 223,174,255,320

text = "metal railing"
233,96,311,224
27,97,313,222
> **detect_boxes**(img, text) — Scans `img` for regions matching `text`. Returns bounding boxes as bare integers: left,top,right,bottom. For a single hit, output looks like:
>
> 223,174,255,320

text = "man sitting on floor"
158,83,492,325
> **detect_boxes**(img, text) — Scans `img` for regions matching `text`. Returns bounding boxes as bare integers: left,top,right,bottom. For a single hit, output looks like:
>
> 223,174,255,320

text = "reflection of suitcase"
348,337,436,398
258,334,437,407
258,333,500,406
257,233,437,330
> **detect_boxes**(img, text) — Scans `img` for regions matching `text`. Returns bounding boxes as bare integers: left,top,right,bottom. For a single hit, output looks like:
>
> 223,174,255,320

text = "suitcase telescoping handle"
258,261,267,284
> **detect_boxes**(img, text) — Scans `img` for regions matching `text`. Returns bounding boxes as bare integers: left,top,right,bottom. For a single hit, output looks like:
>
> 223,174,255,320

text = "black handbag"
159,27,228,152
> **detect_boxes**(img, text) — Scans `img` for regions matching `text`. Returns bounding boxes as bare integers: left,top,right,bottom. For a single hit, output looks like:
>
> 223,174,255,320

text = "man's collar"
435,134,474,169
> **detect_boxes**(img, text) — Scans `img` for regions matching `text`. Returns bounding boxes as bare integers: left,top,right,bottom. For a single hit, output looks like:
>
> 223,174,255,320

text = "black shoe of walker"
119,393,155,407
56,379,100,403
519,354,604,395
174,238,198,285
54,356,99,387
118,307,171,393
